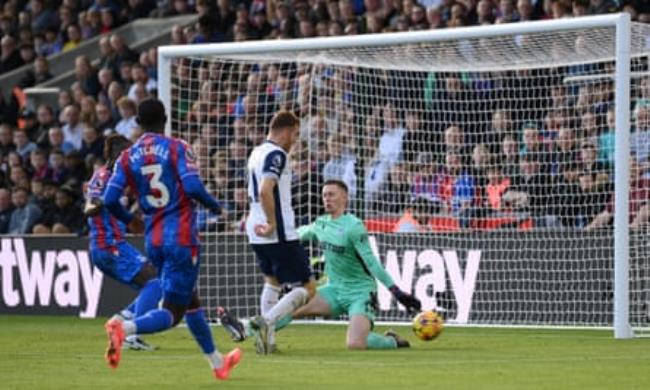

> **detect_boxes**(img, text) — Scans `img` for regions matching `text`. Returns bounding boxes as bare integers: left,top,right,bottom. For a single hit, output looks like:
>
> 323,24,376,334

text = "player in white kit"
246,110,316,354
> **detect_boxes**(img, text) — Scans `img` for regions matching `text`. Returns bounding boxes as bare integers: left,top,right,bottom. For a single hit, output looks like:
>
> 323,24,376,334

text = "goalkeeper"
288,179,421,349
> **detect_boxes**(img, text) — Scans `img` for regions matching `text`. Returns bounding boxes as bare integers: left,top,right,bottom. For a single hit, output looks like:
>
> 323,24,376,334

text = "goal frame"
158,13,633,339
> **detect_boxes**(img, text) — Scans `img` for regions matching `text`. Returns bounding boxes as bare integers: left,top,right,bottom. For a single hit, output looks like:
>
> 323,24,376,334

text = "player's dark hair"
136,98,167,133
104,134,132,169
270,110,299,133
323,179,348,193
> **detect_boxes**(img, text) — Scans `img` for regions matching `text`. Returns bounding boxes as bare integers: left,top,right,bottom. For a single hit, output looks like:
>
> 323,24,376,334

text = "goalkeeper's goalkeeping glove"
389,286,422,313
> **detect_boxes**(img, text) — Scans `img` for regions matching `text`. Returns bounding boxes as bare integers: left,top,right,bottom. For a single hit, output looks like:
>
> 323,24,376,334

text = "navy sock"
134,309,174,334
134,279,162,317
185,308,216,354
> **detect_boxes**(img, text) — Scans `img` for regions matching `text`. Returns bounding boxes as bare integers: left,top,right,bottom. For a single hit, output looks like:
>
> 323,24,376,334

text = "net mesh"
166,22,650,328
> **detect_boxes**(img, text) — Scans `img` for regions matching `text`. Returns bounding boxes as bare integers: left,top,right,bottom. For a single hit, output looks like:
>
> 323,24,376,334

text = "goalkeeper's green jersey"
297,213,395,293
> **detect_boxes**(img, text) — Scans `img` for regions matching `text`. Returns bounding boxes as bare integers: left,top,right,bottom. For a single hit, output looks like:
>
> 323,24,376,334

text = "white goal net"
161,16,650,333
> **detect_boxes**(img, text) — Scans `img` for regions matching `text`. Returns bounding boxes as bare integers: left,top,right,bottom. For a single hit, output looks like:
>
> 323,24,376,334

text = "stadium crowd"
0,0,649,235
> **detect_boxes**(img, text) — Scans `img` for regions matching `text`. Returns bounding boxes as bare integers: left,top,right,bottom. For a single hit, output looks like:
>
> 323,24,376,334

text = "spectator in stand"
631,105,650,177
95,101,115,134
80,124,104,162
109,35,139,81
502,154,557,227
0,35,23,73
598,105,615,167
578,139,610,193
19,55,52,88
170,24,187,44
115,97,139,139
483,164,511,216
14,128,37,160
520,121,551,172
127,63,157,100
579,110,600,146
0,124,15,164
74,55,101,96
32,185,83,234
323,133,357,198
410,152,443,212
63,24,83,52
29,0,55,34
471,143,491,188
39,26,63,56
97,36,116,72
9,164,31,189
8,187,41,234
0,187,13,234
60,105,83,150
100,7,116,33
193,14,226,43
371,160,411,214
440,151,475,229
19,108,39,138
394,198,436,233
80,96,98,125
486,109,512,154
31,104,57,148
378,102,406,168
48,148,69,185
28,148,50,180
551,126,579,176
47,127,75,155
107,81,125,119
443,124,468,160
63,150,86,189
553,161,582,229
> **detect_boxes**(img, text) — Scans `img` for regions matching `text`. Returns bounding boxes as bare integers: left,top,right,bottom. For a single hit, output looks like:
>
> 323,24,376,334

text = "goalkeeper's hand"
389,286,421,313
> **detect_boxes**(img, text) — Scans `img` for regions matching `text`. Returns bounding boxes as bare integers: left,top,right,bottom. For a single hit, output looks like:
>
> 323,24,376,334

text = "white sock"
261,283,281,345
122,320,137,336
206,351,223,370
260,283,281,316
264,287,308,326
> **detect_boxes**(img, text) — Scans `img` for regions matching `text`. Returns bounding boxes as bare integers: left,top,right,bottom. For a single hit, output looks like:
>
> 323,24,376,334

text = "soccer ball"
412,310,444,341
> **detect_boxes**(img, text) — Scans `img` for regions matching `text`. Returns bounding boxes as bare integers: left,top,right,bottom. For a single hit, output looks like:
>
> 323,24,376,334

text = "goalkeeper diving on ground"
220,179,421,351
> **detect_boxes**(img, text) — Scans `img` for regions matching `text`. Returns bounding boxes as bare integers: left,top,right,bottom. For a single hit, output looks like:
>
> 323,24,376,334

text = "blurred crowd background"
0,0,649,235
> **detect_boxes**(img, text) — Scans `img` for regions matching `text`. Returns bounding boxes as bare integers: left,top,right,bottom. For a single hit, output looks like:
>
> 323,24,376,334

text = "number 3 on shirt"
141,164,170,208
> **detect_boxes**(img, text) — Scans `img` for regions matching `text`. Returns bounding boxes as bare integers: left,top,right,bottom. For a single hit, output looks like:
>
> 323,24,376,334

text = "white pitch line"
4,352,649,367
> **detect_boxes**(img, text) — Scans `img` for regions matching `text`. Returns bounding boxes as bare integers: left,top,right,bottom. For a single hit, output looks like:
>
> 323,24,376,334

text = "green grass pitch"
1,315,649,389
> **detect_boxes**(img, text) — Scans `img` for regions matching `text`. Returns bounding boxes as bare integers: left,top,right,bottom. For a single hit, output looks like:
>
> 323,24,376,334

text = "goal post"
158,13,649,338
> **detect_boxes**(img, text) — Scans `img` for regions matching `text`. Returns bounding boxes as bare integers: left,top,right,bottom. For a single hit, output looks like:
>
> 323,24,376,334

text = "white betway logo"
369,236,481,324
0,238,103,318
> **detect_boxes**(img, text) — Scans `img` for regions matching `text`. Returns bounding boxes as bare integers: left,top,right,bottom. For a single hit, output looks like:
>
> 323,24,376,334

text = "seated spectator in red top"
394,198,436,233
439,151,476,229
484,164,511,215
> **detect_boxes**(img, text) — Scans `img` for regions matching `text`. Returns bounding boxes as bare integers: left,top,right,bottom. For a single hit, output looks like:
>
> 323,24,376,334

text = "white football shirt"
245,140,297,244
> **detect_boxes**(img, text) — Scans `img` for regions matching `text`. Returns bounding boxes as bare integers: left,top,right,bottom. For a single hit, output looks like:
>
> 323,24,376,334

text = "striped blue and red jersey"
106,133,202,248
86,165,125,250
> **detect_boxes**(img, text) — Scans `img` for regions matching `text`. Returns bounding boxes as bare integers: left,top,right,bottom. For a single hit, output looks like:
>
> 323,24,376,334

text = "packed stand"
0,0,649,234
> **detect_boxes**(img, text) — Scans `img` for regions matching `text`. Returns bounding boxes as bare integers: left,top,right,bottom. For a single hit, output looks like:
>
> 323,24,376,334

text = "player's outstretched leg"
217,306,247,342
104,318,126,369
